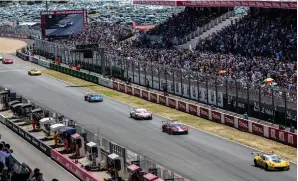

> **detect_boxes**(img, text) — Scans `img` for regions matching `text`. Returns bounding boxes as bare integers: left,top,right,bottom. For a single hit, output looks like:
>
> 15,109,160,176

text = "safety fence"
16,50,298,148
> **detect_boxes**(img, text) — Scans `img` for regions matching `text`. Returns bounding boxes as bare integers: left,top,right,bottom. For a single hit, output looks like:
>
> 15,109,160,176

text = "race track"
0,54,296,181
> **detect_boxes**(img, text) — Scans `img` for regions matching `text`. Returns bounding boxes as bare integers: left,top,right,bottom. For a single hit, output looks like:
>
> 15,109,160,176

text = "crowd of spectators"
52,22,134,49
0,7,296,103
44,8,296,102
147,7,229,43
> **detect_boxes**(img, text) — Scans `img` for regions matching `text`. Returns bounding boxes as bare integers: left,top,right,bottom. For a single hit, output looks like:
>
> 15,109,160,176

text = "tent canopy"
127,164,141,172
50,123,66,131
143,173,157,181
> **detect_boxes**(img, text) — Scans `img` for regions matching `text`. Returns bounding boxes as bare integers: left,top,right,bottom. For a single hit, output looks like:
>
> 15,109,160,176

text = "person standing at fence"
54,131,58,147
31,119,36,131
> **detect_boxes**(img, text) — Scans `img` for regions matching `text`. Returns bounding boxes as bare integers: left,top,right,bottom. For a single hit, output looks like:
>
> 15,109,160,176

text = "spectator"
10,163,33,181
0,143,11,169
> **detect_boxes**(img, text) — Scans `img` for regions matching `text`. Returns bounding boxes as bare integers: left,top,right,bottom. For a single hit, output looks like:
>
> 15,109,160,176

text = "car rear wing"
251,151,274,156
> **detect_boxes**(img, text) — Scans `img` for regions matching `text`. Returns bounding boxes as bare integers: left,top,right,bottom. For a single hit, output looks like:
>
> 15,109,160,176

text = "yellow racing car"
252,152,290,171
28,69,41,76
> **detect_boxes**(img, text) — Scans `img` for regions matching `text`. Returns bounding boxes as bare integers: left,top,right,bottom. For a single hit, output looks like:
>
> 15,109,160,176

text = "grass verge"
42,69,297,162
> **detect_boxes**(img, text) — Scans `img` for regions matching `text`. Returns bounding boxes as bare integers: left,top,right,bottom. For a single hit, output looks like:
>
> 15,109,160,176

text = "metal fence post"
158,64,161,90
138,61,141,85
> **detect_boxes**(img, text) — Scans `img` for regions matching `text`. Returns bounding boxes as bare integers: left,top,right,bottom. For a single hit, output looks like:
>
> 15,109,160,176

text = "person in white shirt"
0,143,11,167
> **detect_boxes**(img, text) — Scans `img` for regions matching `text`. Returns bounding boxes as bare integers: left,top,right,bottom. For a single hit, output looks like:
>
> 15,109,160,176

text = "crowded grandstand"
0,1,296,181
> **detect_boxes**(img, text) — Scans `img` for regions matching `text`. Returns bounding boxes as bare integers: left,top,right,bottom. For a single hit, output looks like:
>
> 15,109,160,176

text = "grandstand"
0,0,296,127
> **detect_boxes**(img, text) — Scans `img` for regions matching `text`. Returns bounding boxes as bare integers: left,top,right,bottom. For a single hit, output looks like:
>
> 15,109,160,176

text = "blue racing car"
84,93,103,102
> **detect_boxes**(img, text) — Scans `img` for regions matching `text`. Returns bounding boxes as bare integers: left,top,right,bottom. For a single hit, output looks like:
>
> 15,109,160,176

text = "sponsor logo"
113,82,118,90
39,143,47,152
200,108,209,118
252,123,264,135
168,98,176,108
25,133,31,141
13,125,18,132
65,162,73,170
119,84,125,92
272,2,280,7
238,119,249,131
212,111,221,122
126,86,132,94
288,134,294,145
159,96,166,105
75,169,82,178
279,132,285,142
270,128,277,139
224,115,234,126
134,88,140,96
142,91,148,99
178,101,186,111
19,129,25,137
32,138,39,146
188,104,197,115
150,93,157,102
248,1,256,6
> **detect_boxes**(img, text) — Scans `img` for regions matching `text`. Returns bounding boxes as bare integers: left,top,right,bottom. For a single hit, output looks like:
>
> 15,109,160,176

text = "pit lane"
0,55,296,181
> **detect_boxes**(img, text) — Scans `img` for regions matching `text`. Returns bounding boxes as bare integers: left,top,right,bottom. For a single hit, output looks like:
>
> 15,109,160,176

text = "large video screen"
41,9,87,39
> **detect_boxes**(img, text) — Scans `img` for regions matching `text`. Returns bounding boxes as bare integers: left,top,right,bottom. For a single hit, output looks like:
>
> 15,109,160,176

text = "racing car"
84,93,103,102
28,69,41,76
59,23,68,28
2,59,13,64
162,120,188,135
130,108,152,120
252,152,290,171
0,55,3,61
67,21,73,26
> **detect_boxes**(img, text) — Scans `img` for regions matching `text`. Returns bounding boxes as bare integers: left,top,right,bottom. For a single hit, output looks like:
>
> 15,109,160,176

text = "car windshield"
171,124,184,127
90,94,99,97
267,155,281,161
32,69,38,72
136,109,148,113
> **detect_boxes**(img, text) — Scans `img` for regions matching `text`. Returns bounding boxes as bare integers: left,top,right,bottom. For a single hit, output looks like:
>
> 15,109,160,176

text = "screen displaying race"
41,10,87,38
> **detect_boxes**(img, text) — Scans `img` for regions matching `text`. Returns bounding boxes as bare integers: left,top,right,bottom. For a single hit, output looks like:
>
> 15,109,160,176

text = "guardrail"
0,33,29,39
16,50,297,148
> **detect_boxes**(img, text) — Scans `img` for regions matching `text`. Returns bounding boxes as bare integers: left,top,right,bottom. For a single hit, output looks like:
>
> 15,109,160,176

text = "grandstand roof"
133,0,297,9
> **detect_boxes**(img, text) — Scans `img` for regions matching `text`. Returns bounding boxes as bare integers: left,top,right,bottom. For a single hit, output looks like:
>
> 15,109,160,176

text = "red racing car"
162,120,189,135
2,59,13,64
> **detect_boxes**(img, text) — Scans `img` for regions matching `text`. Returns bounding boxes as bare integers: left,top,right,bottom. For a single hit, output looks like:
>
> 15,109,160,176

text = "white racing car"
0,55,3,61
59,23,68,28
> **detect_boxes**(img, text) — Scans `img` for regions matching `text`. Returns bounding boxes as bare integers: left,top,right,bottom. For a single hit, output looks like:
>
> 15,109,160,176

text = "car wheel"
162,128,165,132
185,131,189,135
130,113,132,118
254,160,258,167
265,164,269,171
168,129,172,135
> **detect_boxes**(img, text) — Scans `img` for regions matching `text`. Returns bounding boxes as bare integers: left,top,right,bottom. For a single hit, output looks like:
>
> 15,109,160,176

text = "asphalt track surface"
0,55,296,181
0,121,78,181
47,14,84,37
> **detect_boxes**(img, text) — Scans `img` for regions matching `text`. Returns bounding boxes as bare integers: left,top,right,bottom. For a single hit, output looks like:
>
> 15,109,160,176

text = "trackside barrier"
0,33,28,39
51,150,98,181
15,50,297,146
